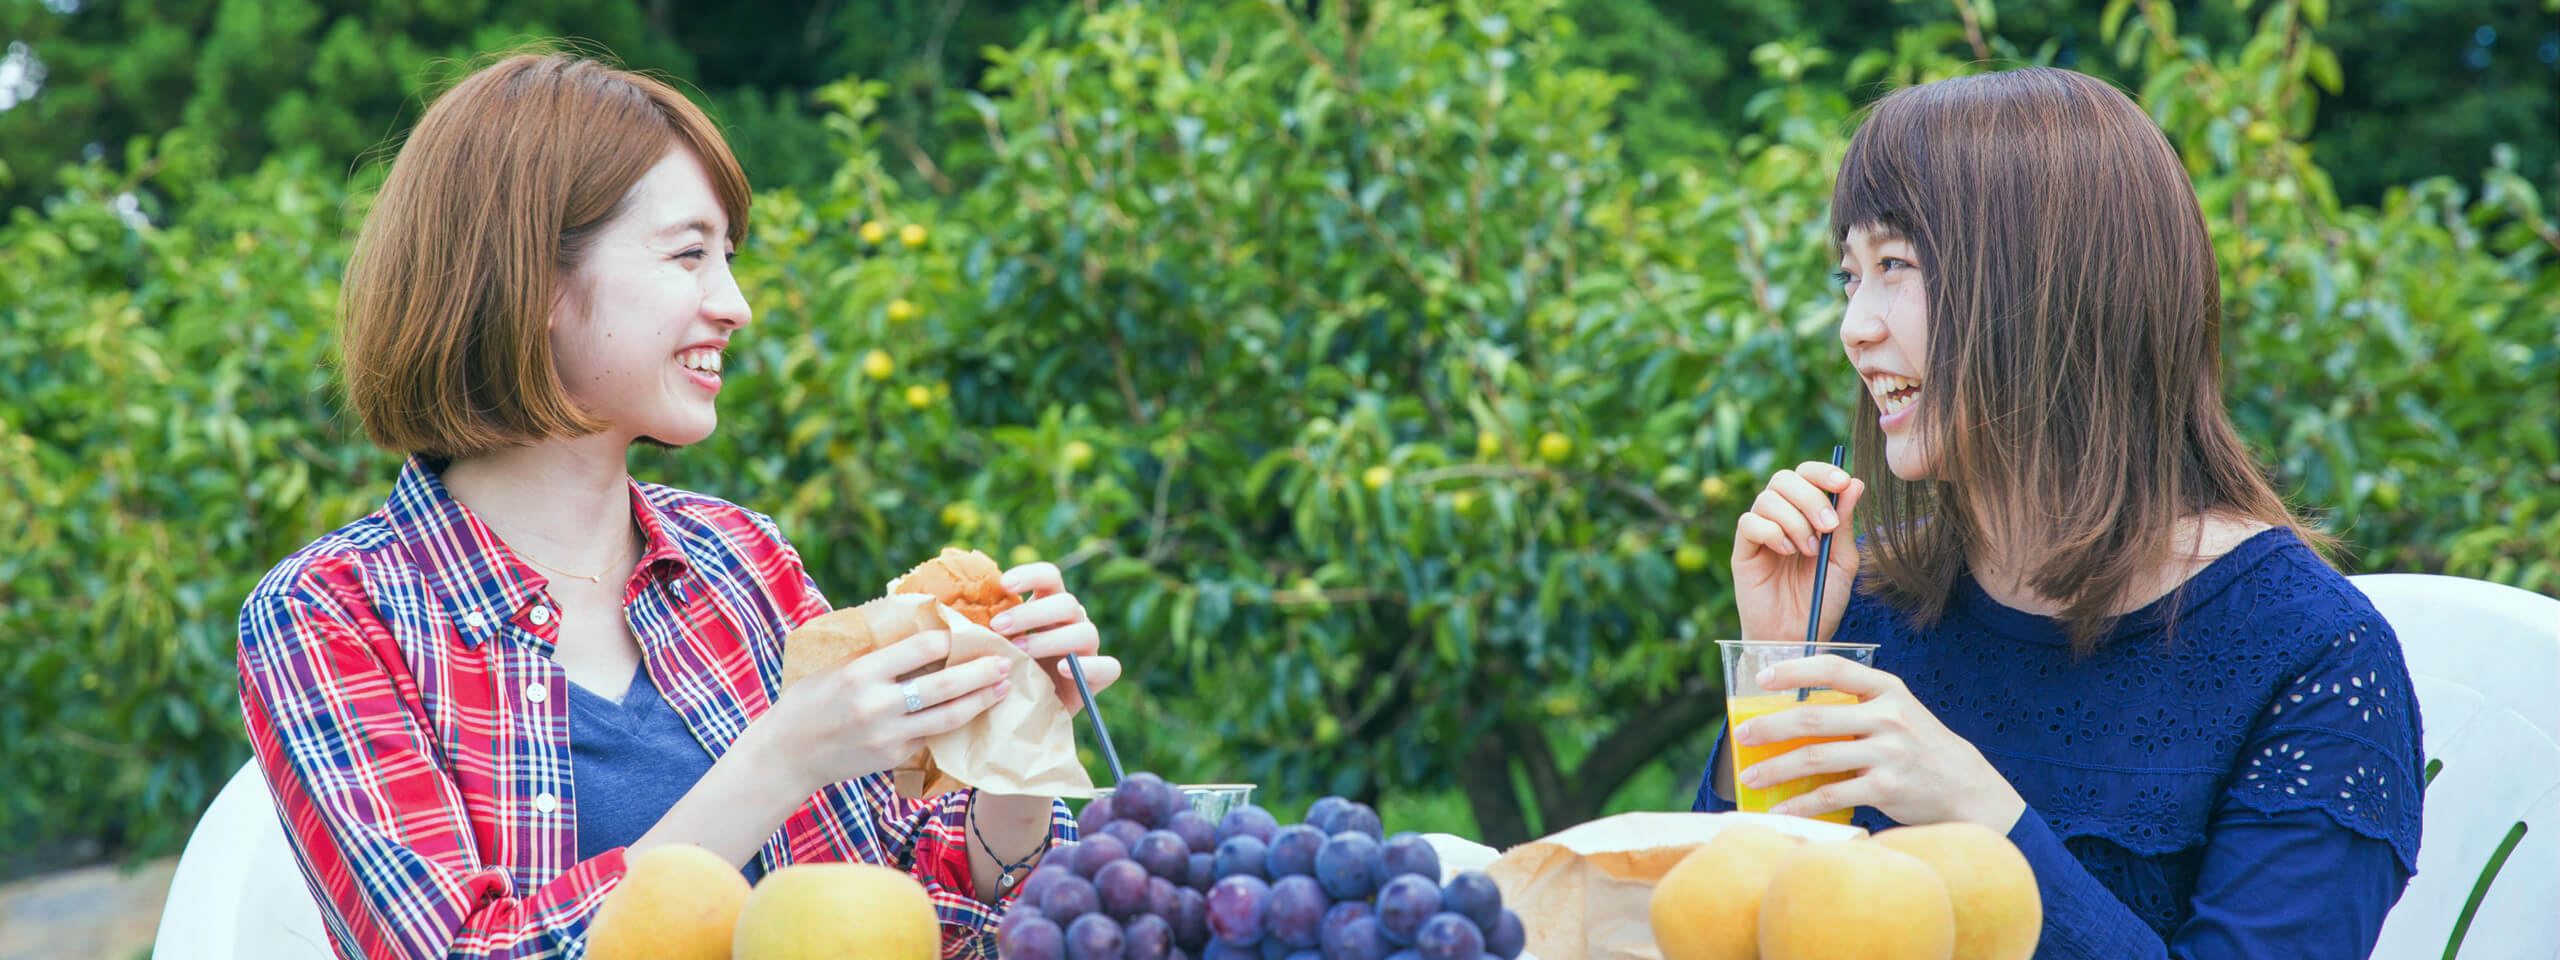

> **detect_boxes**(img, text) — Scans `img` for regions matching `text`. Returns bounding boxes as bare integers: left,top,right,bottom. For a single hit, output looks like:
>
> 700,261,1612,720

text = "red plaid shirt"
236,457,1070,960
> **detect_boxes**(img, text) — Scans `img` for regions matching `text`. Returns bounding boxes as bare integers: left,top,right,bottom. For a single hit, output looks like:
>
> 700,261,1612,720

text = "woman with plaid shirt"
235,51,1122,960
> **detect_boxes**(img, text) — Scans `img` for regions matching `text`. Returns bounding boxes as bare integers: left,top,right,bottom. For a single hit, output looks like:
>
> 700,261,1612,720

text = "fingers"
1751,489,1817,557
906,655,1012,711
1019,621,1101,661
1735,510,1799,561
992,592,1086,637
1769,774,1873,820
902,673,1015,736
1052,655,1123,713
1001,561,1065,598
1793,459,1855,493
846,629,954,683
1732,697,1875,746
1738,739,1877,790
1756,653,1899,699
1768,469,1841,554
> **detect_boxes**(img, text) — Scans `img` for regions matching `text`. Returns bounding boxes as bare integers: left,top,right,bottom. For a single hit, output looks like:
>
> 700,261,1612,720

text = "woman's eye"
1879,256,1916,273
676,248,707,262
1831,268,1856,288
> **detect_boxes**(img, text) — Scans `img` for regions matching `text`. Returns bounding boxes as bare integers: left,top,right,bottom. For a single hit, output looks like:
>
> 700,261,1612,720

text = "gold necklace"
518,533,637,584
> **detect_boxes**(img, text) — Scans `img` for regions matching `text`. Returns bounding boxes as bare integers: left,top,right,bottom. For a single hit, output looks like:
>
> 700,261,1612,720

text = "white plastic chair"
152,759,334,960
2357,573,2560,960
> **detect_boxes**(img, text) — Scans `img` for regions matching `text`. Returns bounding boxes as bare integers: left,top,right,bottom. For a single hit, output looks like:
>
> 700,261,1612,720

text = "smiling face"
1835,223,1936,481
547,146,752,449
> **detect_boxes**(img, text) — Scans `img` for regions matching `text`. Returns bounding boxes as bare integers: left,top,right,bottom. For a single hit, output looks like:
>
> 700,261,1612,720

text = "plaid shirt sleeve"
239,588,624,960
760,532,1080,958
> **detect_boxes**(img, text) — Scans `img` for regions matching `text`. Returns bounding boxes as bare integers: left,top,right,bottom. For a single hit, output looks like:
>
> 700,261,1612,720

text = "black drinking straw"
1799,445,1848,702
1064,654,1126,784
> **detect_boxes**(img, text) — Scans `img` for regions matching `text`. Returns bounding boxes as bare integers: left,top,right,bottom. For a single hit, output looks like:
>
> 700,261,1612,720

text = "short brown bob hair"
340,48,750,458
1833,67,2322,648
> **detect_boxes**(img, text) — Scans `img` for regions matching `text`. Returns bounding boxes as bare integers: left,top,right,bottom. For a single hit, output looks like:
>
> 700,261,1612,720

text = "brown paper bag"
780,594,1095,801
1485,812,1866,960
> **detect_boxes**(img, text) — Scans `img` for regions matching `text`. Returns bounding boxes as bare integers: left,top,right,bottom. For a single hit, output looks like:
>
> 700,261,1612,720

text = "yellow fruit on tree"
1870,824,2042,960
1450,490,1478,515
733,863,936,960
589,844,749,960
905,385,934,408
1362,465,1394,490
1700,476,1731,501
1010,545,1041,567
1537,431,1572,463
939,502,980,531
1063,440,1096,469
1760,841,1955,960
1675,542,1711,572
899,223,928,248
1476,429,1500,457
858,220,889,244
861,350,894,380
887,298,919,322
1651,824,1806,960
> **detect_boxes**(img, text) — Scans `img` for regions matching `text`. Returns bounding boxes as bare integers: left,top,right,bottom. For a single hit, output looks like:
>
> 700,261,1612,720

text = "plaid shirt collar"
383,455,695,651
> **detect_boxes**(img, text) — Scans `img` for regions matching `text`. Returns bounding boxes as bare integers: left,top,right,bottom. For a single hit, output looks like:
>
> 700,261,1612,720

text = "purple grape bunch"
996,775,1527,960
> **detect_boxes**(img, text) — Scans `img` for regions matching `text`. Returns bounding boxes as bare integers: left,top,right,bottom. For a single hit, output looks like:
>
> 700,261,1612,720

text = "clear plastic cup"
1089,783,1257,822
1720,640,1879,824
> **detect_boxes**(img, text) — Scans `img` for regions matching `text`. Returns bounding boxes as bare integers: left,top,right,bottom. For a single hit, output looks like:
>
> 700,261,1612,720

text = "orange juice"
1729,689,1861,823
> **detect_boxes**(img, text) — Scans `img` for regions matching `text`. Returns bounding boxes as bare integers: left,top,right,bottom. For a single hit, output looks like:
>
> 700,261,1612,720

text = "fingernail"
1801,536,1818,554
995,681,1013,697
1741,768,1763,788
1756,667,1775,686
989,614,1015,633
1819,508,1838,528
1000,573,1026,592
996,660,1013,675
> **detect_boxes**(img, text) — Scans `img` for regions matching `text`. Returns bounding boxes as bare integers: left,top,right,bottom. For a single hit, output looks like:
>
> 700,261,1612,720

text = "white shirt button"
527,605,552,626
533,792,559,814
524,682,549,704
462,611,489,629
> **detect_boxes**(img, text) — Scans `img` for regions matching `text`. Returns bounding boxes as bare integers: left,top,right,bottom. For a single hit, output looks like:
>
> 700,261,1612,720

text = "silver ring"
900,680,925,714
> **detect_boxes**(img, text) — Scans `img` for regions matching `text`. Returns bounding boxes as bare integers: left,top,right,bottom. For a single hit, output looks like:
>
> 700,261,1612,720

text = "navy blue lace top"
1695,527,2423,959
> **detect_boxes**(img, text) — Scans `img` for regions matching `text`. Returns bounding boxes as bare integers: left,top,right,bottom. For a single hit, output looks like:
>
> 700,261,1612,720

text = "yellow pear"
733,863,938,960
1651,823,1807,960
1759,841,1955,960
1870,823,2042,960
589,844,749,960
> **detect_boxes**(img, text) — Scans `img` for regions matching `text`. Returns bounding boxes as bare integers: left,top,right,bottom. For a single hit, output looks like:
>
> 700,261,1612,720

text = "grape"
1187,852,1216,892
1374,875,1442,946
1213,834,1269,881
1218,805,1280,844
1003,915,1067,960
1264,875,1327,949
1079,795,1116,835
1412,913,1483,960
1097,859,1151,919
1200,939,1259,960
1205,874,1272,945
1314,831,1384,901
1115,772,1175,827
1380,832,1440,883
1147,875,1181,919
1440,872,1502,930
1068,912,1127,960
1042,872,1102,924
1171,886,1212,950
1020,865,1073,908
1485,909,1524,960
1265,825,1325,878
1258,939,1291,960
1074,834,1131,878
1320,906,1391,960
1104,819,1150,850
1335,803,1384,842
1135,829,1193,880
1125,913,1174,960
1386,952,1419,960
1283,953,1322,960
1304,796,1352,834
1169,810,1220,854
1000,904,1051,952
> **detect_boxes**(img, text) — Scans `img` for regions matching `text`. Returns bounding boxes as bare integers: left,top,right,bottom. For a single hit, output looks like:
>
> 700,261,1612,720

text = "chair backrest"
153,759,334,960
2356,573,2560,960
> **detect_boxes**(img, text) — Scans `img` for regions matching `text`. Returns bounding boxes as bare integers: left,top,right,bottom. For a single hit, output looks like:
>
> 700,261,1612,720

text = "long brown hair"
1831,67,2323,649
339,47,751,458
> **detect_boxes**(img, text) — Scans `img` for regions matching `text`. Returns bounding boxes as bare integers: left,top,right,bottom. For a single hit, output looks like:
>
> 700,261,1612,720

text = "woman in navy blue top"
1693,68,2422,959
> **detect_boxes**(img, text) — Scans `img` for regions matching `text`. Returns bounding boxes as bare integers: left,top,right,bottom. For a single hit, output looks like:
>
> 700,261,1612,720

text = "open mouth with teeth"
678,346,724,379
1868,374,1921,415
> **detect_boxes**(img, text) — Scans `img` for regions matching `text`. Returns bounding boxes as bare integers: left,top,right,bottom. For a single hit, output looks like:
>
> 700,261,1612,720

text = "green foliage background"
2,0,2553,863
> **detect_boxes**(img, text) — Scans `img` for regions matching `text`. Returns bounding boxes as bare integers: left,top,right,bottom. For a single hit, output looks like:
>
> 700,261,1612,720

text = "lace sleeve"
2225,608,2424,872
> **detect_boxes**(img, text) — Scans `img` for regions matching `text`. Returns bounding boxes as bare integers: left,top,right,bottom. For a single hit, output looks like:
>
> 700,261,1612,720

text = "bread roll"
891,548,1023,631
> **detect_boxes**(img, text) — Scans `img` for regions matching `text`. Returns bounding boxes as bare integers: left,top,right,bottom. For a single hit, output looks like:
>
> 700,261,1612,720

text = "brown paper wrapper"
781,594,1095,801
1485,812,1866,960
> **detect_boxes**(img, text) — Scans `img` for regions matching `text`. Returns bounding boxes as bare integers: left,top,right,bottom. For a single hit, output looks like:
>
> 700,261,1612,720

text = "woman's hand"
1733,461,1865,646
1732,654,2026,831
986,560,1122,714
752,629,1013,795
